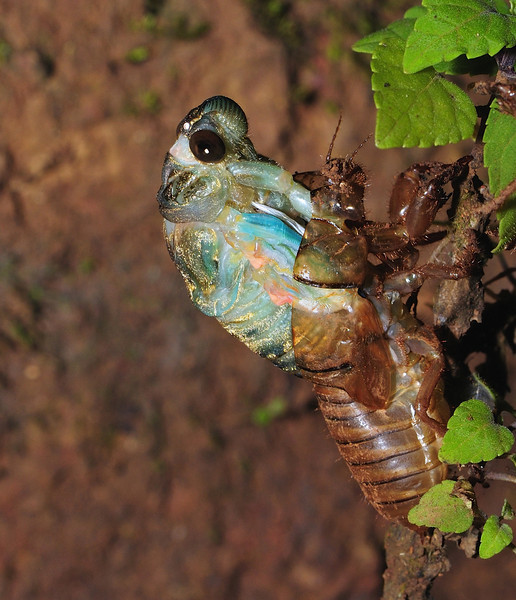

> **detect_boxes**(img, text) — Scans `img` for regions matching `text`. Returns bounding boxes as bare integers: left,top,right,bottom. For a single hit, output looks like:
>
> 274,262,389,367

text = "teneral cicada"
157,96,458,525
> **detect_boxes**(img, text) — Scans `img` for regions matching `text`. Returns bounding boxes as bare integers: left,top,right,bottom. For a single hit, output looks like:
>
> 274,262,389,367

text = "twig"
478,178,516,216
382,524,450,600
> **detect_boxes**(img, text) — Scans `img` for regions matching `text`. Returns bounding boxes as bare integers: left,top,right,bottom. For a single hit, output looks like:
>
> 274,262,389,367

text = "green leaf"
479,515,514,558
433,54,497,75
483,104,516,251
372,36,476,148
352,17,416,54
469,372,497,407
484,105,516,195
501,499,515,520
495,196,516,251
404,6,428,19
404,0,516,74
439,399,514,464
408,480,474,532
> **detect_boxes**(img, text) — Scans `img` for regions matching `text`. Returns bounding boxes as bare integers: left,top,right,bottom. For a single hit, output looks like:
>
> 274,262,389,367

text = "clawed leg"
382,228,479,295
415,357,448,438
389,156,472,239
400,326,449,437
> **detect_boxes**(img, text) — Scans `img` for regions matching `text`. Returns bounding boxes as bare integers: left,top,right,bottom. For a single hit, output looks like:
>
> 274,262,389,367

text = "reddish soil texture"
1,1,515,599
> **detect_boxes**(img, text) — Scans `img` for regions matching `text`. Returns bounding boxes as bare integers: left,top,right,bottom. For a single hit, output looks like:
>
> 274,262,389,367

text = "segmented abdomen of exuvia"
315,384,446,524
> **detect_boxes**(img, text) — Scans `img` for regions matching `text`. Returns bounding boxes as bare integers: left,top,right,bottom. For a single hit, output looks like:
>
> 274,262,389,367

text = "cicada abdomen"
292,157,449,524
314,384,447,522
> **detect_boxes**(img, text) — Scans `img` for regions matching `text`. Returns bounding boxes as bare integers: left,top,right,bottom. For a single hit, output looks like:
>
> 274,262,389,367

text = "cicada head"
157,96,258,223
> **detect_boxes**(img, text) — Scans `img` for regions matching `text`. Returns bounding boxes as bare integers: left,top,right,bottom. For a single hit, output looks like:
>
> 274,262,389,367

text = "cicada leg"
389,156,472,240
388,310,450,437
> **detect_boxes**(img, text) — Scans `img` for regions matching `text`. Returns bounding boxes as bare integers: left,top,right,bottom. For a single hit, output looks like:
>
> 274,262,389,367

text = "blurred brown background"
1,1,515,598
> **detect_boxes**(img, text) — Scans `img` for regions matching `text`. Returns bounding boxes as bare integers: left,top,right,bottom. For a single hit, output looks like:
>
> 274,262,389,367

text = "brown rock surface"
1,1,514,598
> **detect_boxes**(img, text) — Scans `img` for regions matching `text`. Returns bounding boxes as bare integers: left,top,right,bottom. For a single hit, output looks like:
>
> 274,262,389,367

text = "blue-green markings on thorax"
172,208,303,371
158,96,314,372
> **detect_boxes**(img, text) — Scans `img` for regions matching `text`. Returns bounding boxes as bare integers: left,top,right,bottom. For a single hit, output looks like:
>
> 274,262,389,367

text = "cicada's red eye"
189,129,226,163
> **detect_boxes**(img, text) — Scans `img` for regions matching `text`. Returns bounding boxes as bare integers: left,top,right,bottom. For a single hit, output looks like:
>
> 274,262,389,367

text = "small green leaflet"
439,399,514,464
371,36,476,147
352,17,417,54
501,499,515,520
352,6,427,55
484,105,516,195
495,197,516,252
469,372,497,407
404,6,428,19
404,0,516,74
433,54,497,76
483,104,516,251
479,515,514,558
408,480,474,532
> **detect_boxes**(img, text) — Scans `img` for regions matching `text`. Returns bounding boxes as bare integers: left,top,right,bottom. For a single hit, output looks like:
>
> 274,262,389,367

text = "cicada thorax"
293,157,369,289
292,154,449,525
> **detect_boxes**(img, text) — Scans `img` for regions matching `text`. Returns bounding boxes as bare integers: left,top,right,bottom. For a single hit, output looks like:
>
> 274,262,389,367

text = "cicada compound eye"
189,129,226,163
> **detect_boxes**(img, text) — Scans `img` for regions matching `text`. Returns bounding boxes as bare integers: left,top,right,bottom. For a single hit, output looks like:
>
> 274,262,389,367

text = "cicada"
157,96,455,525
